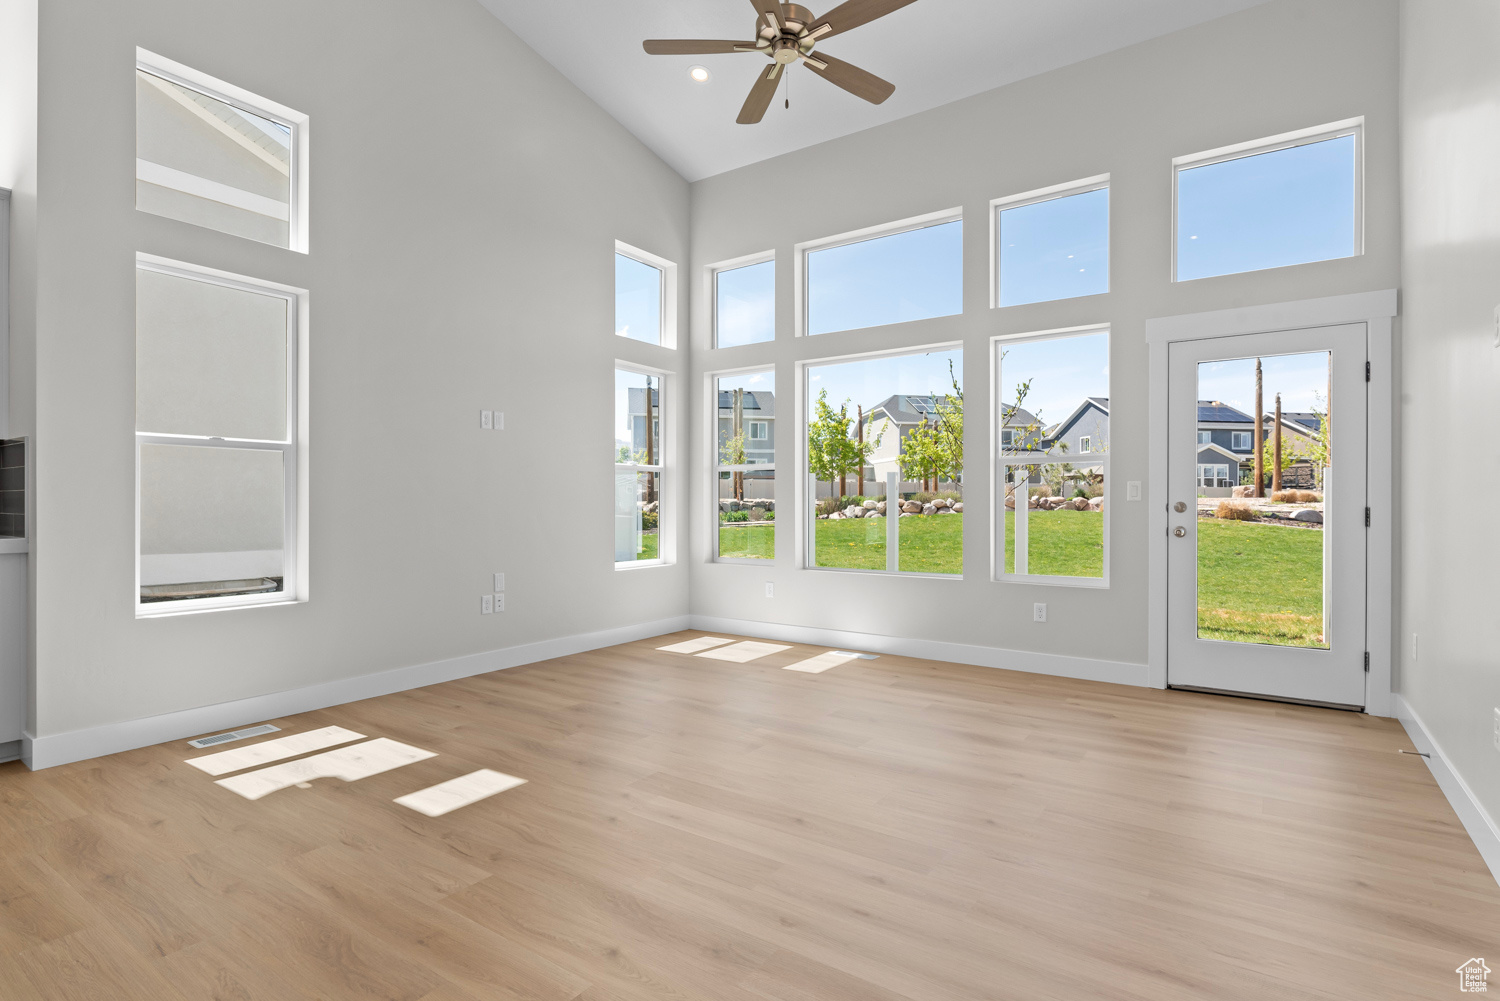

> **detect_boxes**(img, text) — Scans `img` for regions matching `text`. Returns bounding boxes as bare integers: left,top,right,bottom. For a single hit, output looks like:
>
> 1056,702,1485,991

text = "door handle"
1173,526,1187,538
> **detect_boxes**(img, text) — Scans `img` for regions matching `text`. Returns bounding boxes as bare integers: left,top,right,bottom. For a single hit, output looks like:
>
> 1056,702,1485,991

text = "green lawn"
1003,509,1104,578
718,522,775,560
813,515,963,574
1197,519,1325,647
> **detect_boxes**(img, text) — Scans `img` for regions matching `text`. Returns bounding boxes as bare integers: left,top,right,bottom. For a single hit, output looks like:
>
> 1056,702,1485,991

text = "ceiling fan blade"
752,1,783,32
737,63,784,124
643,39,762,55
803,51,895,104
805,0,918,40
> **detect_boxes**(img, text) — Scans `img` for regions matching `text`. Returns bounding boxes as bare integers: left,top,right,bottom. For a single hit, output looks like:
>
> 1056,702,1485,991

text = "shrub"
1215,500,1256,521
764,511,775,521
642,511,659,530
721,510,749,523
1272,489,1322,503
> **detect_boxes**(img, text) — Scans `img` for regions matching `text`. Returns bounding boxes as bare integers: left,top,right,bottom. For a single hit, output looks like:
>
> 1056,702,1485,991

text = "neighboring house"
861,394,976,487
1041,397,1110,458
716,389,775,465
1194,400,1322,494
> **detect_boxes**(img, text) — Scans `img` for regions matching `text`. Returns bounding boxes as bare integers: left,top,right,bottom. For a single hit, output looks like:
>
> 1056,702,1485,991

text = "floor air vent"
188,724,280,749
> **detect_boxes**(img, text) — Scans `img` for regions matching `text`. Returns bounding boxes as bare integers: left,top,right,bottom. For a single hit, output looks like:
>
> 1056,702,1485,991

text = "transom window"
615,242,677,347
993,177,1109,307
135,49,307,251
135,257,302,612
803,212,962,336
714,256,775,348
1174,120,1361,282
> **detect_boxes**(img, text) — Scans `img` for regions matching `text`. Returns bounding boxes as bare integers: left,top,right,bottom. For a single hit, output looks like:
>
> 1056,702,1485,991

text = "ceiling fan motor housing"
760,5,817,43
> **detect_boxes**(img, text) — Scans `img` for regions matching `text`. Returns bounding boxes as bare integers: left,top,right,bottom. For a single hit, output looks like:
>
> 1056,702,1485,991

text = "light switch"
1126,481,1142,502
495,412,504,430
494,573,505,592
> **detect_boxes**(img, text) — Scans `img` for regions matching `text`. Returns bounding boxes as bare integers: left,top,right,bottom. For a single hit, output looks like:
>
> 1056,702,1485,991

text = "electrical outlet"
1033,602,1047,623
765,582,774,598
480,410,493,430
494,573,505,592
481,594,494,615
1126,481,1142,502
495,593,505,613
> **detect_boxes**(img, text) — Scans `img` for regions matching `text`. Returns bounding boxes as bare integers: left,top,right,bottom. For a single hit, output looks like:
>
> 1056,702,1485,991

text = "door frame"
1145,290,1396,716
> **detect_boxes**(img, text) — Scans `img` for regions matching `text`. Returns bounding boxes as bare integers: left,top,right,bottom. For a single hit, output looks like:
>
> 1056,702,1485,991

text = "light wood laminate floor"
0,633,1495,1000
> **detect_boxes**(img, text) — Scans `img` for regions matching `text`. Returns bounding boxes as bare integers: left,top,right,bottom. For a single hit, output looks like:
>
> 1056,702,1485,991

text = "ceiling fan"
643,0,917,124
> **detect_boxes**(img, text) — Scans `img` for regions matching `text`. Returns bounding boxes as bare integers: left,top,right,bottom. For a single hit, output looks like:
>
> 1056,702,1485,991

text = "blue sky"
808,221,962,335
999,187,1109,306
716,260,775,347
997,332,1109,428
1198,352,1330,414
615,254,661,343
1177,134,1356,281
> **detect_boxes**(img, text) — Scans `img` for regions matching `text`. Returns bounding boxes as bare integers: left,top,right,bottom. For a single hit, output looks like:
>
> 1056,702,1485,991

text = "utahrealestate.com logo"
1458,959,1491,992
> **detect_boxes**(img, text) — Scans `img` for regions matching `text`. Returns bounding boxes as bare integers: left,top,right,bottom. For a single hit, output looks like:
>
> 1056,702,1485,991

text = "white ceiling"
477,0,1269,182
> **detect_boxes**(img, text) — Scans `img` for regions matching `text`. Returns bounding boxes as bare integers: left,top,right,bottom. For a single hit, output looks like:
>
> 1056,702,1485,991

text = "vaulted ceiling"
477,0,1271,181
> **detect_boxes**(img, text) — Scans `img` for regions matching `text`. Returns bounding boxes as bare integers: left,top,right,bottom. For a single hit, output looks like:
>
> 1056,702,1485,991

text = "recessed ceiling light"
689,65,710,83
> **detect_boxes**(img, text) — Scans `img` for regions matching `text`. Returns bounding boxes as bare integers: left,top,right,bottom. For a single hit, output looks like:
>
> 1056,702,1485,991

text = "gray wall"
28,0,689,735
1398,0,1500,830
688,0,1400,668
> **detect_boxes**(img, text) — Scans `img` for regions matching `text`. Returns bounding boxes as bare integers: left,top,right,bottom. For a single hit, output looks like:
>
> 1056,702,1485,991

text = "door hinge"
1364,652,1370,673
1365,507,1371,527
1366,361,1371,382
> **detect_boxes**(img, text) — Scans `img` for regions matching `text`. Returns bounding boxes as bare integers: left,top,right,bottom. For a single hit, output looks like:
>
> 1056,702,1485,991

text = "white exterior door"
1167,323,1368,708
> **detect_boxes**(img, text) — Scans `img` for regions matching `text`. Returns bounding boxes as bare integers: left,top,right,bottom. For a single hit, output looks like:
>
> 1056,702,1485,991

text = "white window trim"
709,250,775,349
992,324,1110,588
1171,117,1364,283
615,241,679,350
1198,431,1212,444
709,365,777,565
794,206,962,338
797,341,964,579
1232,431,1253,450
136,48,310,254
989,173,1109,310
135,254,308,617
749,421,768,440
615,362,671,570
1078,436,1091,454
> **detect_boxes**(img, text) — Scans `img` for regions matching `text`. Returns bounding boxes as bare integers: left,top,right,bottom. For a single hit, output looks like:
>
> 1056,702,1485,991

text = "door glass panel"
1195,351,1330,647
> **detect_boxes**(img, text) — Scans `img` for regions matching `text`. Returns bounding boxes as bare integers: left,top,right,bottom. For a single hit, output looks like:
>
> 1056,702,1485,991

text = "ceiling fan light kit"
642,0,915,124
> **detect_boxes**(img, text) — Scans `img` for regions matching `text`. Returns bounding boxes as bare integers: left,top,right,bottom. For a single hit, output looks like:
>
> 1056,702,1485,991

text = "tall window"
135,49,307,251
994,178,1109,307
714,257,775,348
615,368,663,565
136,258,301,611
1175,121,1360,281
806,347,963,576
996,327,1109,585
804,214,962,335
714,370,775,561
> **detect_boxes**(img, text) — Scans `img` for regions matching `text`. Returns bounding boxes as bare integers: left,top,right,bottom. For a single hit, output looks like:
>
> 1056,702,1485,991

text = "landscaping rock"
1028,496,1040,509
863,499,879,510
953,502,964,513
876,501,887,514
1293,509,1323,523
936,508,953,514
933,498,949,509
1089,497,1104,511
901,500,922,514
868,511,883,519
1071,497,1090,511
1232,486,1254,498
899,512,915,517
922,503,937,516
849,506,865,518
1004,496,1016,510
827,511,841,520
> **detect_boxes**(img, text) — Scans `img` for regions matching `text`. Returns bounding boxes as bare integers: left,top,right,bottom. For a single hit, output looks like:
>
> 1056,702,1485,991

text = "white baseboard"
22,615,691,770
688,614,1149,687
1395,694,1500,887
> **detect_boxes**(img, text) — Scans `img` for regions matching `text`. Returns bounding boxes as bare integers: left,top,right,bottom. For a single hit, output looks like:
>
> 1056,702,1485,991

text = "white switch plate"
494,573,505,592
480,410,493,430
1493,707,1500,752
765,582,774,598
481,594,494,615
1126,481,1142,502
495,412,504,430
1033,603,1047,623
1493,305,1500,348
495,593,505,613
1411,632,1418,661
